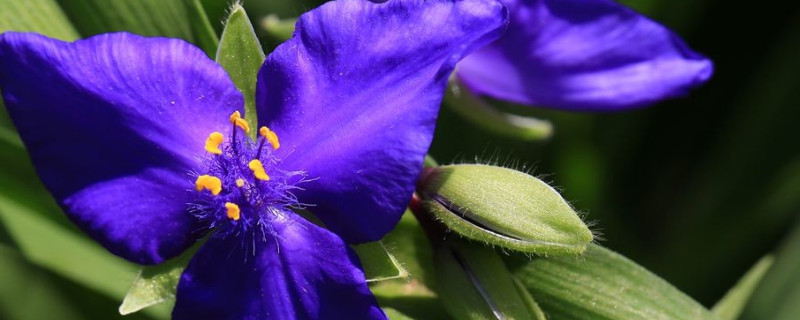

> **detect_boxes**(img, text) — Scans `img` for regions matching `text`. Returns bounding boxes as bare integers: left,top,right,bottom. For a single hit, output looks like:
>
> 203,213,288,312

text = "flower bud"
417,164,593,255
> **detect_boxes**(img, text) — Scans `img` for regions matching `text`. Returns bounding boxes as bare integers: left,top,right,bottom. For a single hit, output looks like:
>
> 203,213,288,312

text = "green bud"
417,164,593,255
435,239,546,320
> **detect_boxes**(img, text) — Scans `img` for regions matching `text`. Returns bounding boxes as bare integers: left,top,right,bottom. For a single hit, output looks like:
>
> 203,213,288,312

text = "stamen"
248,159,270,181
229,111,250,133
204,132,224,154
236,178,245,187
225,202,241,221
195,175,222,195
259,126,280,150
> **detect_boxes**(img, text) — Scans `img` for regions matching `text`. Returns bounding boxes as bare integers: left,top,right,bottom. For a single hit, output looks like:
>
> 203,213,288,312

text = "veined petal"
173,212,385,320
456,0,713,110
0,32,243,264
256,0,508,243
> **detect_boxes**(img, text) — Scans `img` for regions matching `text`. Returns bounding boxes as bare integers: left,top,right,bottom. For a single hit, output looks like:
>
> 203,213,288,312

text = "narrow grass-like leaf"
57,0,189,38
712,255,774,320
182,0,219,57
511,277,547,320
0,0,79,41
216,4,265,140
0,195,136,303
509,244,718,320
740,221,800,320
435,239,544,320
55,0,219,56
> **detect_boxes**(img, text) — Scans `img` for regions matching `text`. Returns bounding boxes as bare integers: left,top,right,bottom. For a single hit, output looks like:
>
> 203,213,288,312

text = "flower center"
190,111,306,239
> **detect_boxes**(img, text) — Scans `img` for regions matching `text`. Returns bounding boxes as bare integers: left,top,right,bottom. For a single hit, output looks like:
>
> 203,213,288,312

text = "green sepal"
353,241,409,283
418,164,593,255
435,239,546,320
116,238,405,315
216,3,266,140
509,244,718,320
444,80,553,141
118,240,204,315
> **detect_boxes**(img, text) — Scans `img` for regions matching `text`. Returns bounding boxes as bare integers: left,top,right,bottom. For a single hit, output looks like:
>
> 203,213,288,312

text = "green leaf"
417,164,593,255
0,243,86,320
712,255,774,320
0,194,137,298
509,244,717,320
435,239,545,320
382,307,416,320
0,0,79,40
444,81,553,141
216,4,266,140
353,241,409,283
182,0,220,57
740,221,800,320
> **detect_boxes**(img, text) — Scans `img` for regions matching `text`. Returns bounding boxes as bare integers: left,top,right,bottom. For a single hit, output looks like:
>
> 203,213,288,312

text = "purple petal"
256,0,508,242
0,32,243,264
173,212,385,320
456,0,713,111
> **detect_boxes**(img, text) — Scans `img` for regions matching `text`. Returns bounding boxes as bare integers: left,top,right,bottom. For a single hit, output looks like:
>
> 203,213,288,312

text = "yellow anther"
248,159,270,181
259,126,280,150
204,132,224,154
225,202,241,221
235,178,245,187
195,175,222,195
229,111,250,133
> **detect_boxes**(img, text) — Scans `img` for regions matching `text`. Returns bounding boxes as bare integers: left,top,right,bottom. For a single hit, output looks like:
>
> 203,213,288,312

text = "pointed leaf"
712,255,774,320
740,221,800,320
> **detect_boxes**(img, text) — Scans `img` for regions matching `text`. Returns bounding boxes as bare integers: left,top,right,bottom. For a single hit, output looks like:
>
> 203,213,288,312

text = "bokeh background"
1,0,799,319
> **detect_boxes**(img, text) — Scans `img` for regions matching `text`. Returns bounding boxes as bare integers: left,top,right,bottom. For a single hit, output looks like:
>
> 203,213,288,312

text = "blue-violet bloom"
456,0,714,110
0,0,507,318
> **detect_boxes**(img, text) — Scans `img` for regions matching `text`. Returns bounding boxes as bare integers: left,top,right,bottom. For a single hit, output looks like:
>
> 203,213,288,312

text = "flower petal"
256,0,508,242
456,0,713,111
173,213,385,320
0,32,243,264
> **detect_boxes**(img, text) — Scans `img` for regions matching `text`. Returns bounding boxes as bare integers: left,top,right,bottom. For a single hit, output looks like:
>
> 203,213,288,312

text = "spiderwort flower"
0,0,507,318
456,0,714,110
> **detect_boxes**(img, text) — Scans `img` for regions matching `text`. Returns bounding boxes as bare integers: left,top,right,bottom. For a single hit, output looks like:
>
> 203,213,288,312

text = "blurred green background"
0,0,799,319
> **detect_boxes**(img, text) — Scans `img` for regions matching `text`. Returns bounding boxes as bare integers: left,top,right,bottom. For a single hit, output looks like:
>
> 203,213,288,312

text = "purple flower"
456,0,714,111
0,0,506,318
